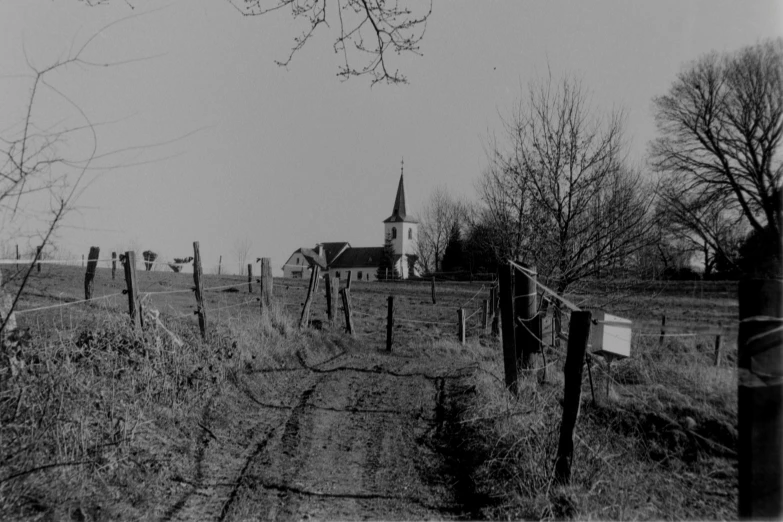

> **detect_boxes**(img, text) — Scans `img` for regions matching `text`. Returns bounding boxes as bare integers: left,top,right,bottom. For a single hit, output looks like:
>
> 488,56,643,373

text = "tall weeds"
0,301,304,519
459,333,737,520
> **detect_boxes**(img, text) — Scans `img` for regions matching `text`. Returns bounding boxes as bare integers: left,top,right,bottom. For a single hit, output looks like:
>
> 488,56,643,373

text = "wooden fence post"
218,255,222,275
514,263,538,369
386,295,394,351
123,251,141,330
714,334,722,367
111,252,117,280
482,299,489,333
299,265,319,328
498,264,518,394
659,314,666,345
247,263,253,293
15,244,19,270
554,310,592,485
0,269,17,338
83,247,100,300
340,287,354,335
738,279,782,519
346,270,353,290
192,242,207,339
36,246,41,273
259,257,273,309
458,308,466,345
324,273,335,325
491,284,500,337
431,276,436,304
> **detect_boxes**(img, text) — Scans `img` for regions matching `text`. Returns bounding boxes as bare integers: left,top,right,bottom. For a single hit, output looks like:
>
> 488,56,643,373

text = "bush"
661,266,702,281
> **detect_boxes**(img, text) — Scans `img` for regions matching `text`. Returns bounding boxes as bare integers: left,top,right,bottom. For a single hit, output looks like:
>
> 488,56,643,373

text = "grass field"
1,263,739,519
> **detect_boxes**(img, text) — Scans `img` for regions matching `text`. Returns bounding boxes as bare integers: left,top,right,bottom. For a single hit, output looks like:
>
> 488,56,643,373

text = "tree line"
413,39,782,291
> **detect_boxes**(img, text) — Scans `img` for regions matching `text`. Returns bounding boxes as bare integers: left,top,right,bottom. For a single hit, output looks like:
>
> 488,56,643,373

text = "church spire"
383,163,417,223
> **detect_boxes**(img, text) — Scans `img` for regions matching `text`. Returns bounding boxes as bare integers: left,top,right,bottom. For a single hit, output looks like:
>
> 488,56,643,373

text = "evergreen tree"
441,224,465,272
377,235,400,281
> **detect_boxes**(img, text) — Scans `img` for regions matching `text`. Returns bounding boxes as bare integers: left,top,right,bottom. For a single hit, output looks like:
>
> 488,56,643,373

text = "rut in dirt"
212,352,490,521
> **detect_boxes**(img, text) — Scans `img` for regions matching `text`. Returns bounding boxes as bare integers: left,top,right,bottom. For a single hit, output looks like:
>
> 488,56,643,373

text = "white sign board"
591,311,632,359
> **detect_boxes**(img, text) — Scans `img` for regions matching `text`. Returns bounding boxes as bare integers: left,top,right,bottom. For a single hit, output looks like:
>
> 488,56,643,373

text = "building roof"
383,174,418,223
318,242,351,265
328,247,385,269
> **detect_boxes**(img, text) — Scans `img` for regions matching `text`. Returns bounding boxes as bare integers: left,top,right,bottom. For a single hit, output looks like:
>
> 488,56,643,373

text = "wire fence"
3,258,738,367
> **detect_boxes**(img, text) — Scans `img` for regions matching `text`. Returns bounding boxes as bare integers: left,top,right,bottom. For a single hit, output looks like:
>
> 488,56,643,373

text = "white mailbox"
591,311,632,359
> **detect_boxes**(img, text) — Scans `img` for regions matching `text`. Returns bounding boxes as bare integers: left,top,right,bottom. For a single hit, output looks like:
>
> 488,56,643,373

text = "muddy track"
165,349,482,521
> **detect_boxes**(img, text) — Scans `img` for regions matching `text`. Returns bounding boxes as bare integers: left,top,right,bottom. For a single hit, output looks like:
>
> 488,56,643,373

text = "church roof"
318,242,351,265
383,174,418,223
329,247,385,269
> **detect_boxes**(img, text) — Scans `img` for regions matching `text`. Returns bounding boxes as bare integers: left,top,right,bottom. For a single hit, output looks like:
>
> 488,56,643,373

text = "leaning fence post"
111,252,117,280
498,264,518,394
386,295,394,351
714,334,722,367
36,246,42,273
554,310,592,485
738,279,782,519
218,255,222,275
325,273,335,325
340,287,354,335
247,263,253,293
83,247,100,300
491,284,500,337
346,270,353,290
299,265,320,328
192,241,207,339
259,257,273,309
122,251,141,330
458,308,466,345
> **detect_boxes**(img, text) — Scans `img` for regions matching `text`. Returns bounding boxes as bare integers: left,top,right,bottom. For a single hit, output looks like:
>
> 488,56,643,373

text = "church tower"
383,162,418,278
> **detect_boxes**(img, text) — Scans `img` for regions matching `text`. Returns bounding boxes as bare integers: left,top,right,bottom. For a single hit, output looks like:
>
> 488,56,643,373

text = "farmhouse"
282,172,418,282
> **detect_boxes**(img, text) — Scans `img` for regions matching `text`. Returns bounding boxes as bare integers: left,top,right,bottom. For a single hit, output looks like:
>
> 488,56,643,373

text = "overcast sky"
1,1,781,275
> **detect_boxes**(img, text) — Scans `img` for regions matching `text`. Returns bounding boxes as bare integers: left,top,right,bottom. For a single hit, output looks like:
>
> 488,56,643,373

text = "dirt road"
161,338,480,521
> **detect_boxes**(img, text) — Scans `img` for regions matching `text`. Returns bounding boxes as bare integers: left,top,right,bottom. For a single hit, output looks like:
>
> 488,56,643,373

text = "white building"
281,171,418,281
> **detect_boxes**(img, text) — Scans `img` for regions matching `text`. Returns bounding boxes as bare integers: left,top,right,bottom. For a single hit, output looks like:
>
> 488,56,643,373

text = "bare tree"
655,183,747,276
650,39,783,260
415,186,469,274
226,0,431,85
234,237,253,276
0,31,110,335
482,73,657,293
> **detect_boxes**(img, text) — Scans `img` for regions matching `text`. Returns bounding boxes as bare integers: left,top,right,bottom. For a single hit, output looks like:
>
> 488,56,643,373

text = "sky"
1,0,781,275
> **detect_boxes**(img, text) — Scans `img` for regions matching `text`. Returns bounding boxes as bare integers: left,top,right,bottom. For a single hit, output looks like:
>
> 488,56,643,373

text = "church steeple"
382,159,418,279
384,163,417,223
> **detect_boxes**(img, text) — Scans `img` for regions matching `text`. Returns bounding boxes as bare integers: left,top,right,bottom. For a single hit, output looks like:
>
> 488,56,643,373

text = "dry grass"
0,297,336,520
458,320,737,520
1,266,741,520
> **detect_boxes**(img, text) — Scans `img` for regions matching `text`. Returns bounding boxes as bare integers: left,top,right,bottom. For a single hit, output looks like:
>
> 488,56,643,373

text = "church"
282,172,418,282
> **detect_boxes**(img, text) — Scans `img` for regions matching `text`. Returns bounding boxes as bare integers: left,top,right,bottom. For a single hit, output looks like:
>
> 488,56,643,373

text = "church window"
297,257,300,265
408,228,412,240
358,271,363,280
335,271,340,278
392,227,397,239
